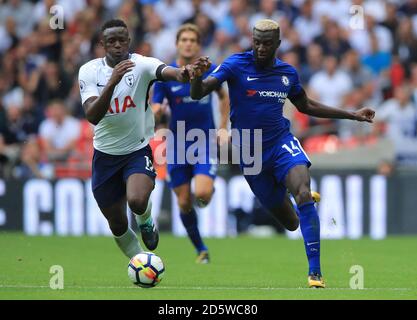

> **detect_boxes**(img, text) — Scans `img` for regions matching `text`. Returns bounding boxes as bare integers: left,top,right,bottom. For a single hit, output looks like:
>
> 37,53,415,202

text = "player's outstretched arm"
190,75,220,100
159,57,211,83
160,66,193,83
189,56,219,100
83,60,135,125
289,88,375,123
159,56,214,84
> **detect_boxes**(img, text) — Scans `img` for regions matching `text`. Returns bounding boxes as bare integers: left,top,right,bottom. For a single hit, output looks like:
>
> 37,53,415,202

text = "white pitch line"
0,284,413,291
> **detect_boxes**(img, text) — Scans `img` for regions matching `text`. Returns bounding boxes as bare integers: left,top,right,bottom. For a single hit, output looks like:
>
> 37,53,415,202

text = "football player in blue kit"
189,20,375,287
152,24,229,263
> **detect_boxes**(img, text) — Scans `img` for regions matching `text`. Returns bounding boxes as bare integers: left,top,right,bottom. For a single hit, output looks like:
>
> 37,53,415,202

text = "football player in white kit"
78,19,195,258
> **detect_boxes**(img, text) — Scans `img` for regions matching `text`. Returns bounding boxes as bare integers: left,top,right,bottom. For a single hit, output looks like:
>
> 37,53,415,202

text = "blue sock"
180,208,208,253
297,201,321,275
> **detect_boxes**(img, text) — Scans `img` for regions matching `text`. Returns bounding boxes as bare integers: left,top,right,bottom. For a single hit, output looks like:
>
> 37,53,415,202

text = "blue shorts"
166,135,217,189
92,145,156,208
167,162,217,189
242,133,311,210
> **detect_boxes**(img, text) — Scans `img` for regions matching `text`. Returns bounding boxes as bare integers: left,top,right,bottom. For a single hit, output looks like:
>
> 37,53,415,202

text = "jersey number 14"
282,138,302,157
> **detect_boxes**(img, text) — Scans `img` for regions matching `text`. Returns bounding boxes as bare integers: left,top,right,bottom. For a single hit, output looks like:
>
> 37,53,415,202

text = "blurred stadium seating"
1,0,417,180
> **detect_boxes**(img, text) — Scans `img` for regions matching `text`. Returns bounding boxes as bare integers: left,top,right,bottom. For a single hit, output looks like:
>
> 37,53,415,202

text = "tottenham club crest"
125,74,135,87
282,76,290,86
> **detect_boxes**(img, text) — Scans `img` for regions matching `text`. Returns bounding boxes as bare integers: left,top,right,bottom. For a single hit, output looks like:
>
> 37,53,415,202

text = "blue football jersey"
152,62,217,134
209,51,303,148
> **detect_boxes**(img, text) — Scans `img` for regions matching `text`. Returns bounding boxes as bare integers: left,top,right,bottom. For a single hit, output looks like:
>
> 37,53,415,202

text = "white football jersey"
78,53,165,155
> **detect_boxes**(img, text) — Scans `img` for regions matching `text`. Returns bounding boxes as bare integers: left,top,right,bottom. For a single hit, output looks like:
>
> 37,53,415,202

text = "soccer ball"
128,252,165,288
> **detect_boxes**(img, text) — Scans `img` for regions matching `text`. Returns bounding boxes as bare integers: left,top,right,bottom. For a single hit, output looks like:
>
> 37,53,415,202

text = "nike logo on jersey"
171,85,182,92
247,76,259,81
97,83,106,87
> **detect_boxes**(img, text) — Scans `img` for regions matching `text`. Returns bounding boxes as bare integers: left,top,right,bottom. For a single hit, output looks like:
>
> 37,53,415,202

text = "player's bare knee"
295,189,312,206
127,197,148,215
287,217,300,231
107,218,128,237
194,189,212,204
178,197,193,213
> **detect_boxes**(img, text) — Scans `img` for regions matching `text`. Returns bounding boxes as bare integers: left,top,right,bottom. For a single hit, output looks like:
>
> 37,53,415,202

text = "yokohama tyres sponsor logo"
246,90,288,98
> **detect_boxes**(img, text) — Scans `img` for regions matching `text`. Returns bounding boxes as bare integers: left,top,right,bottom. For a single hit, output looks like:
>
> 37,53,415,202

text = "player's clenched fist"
353,107,376,123
109,60,135,85
191,56,212,79
179,64,195,82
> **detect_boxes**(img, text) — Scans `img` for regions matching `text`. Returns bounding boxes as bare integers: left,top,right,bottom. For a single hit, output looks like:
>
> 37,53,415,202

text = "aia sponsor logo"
108,96,136,114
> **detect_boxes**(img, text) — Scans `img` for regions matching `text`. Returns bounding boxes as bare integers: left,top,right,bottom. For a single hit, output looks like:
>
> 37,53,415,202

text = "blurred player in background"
190,20,375,287
78,19,195,259
152,24,229,264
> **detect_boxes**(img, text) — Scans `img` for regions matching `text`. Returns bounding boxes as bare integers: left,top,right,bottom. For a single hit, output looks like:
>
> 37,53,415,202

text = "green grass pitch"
0,232,416,300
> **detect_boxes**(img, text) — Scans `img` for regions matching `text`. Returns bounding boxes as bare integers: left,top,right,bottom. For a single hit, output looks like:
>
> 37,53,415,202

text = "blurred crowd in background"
0,0,417,180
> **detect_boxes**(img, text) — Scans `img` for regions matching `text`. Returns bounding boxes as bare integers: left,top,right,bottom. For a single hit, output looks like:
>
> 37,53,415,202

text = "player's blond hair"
254,19,280,32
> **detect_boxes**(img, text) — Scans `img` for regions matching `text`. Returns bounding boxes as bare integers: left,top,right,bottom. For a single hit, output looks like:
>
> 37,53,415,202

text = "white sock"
114,227,143,258
134,200,152,226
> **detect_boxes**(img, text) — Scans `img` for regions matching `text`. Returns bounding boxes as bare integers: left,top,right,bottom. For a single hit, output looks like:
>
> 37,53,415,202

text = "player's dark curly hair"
101,19,128,33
